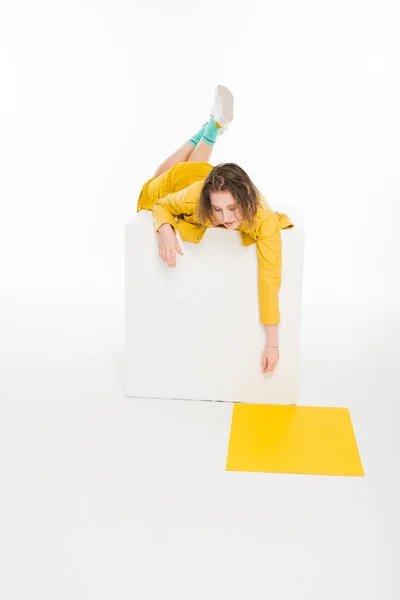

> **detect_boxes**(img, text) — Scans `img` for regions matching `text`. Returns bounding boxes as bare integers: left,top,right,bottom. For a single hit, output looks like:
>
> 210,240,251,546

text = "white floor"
1,290,399,599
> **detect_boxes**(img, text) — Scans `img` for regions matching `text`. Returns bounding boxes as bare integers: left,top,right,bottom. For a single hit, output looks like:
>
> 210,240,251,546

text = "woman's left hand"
262,345,279,373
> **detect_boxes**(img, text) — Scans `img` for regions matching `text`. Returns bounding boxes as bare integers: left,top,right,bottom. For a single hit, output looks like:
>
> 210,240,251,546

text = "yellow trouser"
136,161,214,212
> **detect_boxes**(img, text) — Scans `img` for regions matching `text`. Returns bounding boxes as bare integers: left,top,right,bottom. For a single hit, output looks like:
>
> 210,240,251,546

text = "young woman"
136,85,295,374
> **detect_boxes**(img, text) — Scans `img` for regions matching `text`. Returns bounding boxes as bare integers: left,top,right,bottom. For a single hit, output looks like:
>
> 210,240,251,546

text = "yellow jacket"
148,179,295,325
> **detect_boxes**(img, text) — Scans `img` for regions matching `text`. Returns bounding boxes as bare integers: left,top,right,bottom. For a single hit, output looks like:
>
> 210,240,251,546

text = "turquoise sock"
201,114,221,147
188,122,208,147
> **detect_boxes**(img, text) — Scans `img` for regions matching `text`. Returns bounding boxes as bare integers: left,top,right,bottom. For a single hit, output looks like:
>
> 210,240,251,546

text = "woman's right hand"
158,223,184,268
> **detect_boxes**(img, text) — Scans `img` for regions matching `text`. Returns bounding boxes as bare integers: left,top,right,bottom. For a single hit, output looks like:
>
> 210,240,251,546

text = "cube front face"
125,210,304,404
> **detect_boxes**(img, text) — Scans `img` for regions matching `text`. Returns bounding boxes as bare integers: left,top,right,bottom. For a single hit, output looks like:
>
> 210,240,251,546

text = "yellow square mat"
226,404,364,477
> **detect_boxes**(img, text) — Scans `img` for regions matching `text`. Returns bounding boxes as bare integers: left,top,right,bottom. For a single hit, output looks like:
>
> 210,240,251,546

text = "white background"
1,1,399,598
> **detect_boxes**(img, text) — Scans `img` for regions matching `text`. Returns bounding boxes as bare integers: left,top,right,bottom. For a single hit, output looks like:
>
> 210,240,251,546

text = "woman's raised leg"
152,142,196,178
187,139,213,163
151,115,221,178
151,84,234,177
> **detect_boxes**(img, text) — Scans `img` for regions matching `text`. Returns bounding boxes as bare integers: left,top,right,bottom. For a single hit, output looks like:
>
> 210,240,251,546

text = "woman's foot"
211,85,234,133
201,120,227,137
187,85,233,148
201,114,223,147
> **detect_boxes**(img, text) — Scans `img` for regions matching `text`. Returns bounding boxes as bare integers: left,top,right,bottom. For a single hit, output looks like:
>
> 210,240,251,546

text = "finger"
176,240,184,256
168,249,175,268
170,249,176,268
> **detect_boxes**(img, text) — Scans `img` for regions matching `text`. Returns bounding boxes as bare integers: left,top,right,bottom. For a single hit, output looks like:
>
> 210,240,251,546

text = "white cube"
125,206,305,404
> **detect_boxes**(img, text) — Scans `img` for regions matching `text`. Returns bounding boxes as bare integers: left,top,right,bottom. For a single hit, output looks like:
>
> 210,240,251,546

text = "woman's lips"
225,221,234,226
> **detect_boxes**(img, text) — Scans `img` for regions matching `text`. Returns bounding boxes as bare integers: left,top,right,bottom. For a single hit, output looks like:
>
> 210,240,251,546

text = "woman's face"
210,190,242,229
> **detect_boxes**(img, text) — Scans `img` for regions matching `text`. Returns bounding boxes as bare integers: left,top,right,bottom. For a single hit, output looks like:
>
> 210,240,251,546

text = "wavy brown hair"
195,162,263,227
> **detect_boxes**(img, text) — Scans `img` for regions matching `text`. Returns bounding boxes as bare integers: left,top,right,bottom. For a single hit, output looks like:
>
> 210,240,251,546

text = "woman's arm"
256,215,283,373
152,191,184,234
256,213,283,327
265,324,279,346
152,183,199,234
152,188,192,268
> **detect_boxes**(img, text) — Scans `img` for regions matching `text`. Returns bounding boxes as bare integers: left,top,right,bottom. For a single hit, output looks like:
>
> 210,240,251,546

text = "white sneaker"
211,85,234,130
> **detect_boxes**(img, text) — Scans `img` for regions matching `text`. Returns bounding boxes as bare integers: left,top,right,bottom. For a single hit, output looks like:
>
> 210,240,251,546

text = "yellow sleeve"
151,191,181,234
256,213,283,325
152,185,197,234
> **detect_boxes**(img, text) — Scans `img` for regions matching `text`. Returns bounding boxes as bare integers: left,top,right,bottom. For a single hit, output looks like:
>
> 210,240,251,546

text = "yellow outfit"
136,162,295,325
